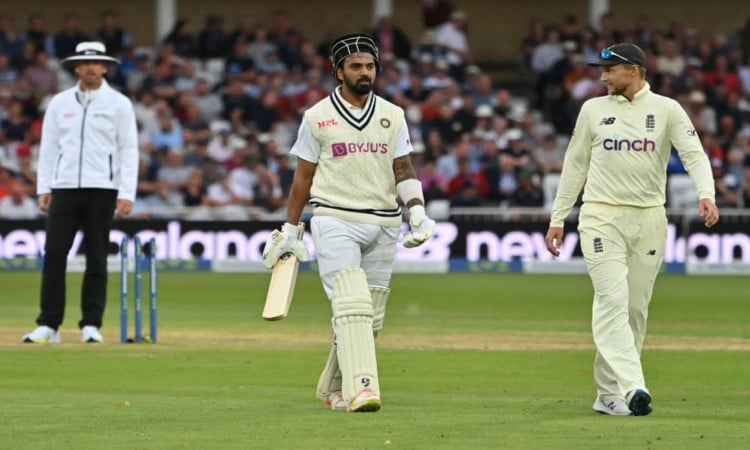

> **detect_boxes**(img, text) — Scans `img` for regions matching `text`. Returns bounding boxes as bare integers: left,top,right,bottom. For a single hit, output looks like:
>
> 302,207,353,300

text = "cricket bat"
262,224,304,321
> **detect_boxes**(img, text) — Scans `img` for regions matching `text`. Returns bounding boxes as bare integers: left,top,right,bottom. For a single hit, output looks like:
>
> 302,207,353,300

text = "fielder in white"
545,43,719,416
262,34,435,412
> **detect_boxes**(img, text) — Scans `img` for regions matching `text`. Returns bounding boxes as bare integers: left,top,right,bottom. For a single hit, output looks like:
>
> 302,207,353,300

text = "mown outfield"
0,271,748,449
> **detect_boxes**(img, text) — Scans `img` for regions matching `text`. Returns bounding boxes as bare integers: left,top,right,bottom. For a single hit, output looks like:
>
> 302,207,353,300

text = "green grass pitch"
0,271,748,449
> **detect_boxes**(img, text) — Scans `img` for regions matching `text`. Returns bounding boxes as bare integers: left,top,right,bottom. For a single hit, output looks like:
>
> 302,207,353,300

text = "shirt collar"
333,85,373,111
76,79,108,96
615,82,651,104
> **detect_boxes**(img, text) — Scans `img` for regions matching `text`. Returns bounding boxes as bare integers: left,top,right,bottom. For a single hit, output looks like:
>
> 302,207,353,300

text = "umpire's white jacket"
37,79,139,202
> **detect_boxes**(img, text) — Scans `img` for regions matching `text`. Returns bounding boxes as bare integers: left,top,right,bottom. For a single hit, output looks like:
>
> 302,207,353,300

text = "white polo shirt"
551,83,715,227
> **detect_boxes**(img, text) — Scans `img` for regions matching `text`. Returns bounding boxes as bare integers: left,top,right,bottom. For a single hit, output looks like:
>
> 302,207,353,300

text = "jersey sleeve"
393,116,413,158
289,118,320,163
668,101,715,202
550,103,593,227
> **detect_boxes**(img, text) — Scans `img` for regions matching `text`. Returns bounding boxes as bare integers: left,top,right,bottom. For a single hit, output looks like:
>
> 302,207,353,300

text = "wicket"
120,236,158,343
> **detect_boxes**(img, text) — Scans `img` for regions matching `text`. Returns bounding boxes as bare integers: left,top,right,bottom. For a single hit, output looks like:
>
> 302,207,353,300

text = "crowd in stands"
1,3,750,221
523,13,750,211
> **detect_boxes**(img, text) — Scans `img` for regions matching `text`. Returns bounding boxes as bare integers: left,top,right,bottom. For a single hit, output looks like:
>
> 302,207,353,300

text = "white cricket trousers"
310,215,400,300
578,202,667,398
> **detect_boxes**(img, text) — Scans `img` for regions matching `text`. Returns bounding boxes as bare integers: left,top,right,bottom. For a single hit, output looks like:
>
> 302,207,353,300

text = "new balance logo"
593,237,604,253
647,249,656,255
599,117,616,125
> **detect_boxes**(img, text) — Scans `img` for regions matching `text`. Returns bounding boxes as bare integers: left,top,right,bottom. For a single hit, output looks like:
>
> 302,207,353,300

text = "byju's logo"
599,117,616,125
603,137,656,152
332,143,347,157
331,142,389,157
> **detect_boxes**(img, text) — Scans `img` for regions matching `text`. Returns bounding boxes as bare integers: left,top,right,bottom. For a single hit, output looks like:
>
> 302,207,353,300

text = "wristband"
396,179,424,205
283,222,301,235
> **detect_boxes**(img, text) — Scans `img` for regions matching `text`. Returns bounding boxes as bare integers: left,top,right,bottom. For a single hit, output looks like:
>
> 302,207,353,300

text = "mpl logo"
317,118,338,129
603,137,656,152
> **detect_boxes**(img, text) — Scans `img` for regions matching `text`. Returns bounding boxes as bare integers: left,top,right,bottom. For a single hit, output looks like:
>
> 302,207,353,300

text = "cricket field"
0,271,748,449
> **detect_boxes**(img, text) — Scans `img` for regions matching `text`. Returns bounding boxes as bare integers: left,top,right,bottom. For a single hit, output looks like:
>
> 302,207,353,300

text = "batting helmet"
329,33,381,80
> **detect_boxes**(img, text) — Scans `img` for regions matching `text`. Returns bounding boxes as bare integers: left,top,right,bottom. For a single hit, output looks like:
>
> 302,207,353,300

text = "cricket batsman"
262,33,435,412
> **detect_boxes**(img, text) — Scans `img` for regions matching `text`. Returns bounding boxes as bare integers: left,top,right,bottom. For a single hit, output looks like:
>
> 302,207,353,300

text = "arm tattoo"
393,156,423,208
393,156,416,183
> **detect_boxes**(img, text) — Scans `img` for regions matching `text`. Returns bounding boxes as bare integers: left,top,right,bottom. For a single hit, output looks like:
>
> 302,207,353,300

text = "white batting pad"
316,343,341,401
370,286,390,336
332,268,379,401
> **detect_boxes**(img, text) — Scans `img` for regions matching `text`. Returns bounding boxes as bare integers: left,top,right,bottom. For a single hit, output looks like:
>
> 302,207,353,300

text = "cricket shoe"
593,395,632,416
81,326,103,343
626,389,653,416
23,326,61,344
348,390,381,413
323,390,348,411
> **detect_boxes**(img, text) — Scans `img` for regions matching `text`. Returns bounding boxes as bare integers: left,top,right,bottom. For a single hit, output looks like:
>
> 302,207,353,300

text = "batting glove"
403,205,435,248
262,222,309,269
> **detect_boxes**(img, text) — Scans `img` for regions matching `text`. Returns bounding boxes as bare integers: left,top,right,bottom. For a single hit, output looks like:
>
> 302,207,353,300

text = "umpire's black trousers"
37,188,117,330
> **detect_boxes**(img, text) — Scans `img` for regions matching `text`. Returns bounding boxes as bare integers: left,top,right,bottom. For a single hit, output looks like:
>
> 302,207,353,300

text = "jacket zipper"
78,104,87,187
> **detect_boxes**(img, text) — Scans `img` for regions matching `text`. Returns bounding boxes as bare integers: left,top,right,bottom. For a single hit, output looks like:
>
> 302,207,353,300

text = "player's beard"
606,82,626,97
344,75,373,95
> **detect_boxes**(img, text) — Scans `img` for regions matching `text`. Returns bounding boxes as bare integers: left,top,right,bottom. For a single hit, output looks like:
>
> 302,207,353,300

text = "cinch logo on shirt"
602,138,656,152
331,142,389,157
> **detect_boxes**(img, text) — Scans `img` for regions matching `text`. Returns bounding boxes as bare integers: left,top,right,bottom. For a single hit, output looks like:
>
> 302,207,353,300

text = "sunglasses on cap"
600,48,639,66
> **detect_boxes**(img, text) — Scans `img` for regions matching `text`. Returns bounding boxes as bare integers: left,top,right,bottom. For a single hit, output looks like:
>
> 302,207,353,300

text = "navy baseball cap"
589,43,646,67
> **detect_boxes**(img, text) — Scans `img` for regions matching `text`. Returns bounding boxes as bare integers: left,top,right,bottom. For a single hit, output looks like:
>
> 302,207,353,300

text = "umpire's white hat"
61,42,120,67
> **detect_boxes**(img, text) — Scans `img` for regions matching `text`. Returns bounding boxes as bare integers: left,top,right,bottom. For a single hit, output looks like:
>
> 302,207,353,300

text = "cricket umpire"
263,33,435,412
23,42,139,344
545,43,719,415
